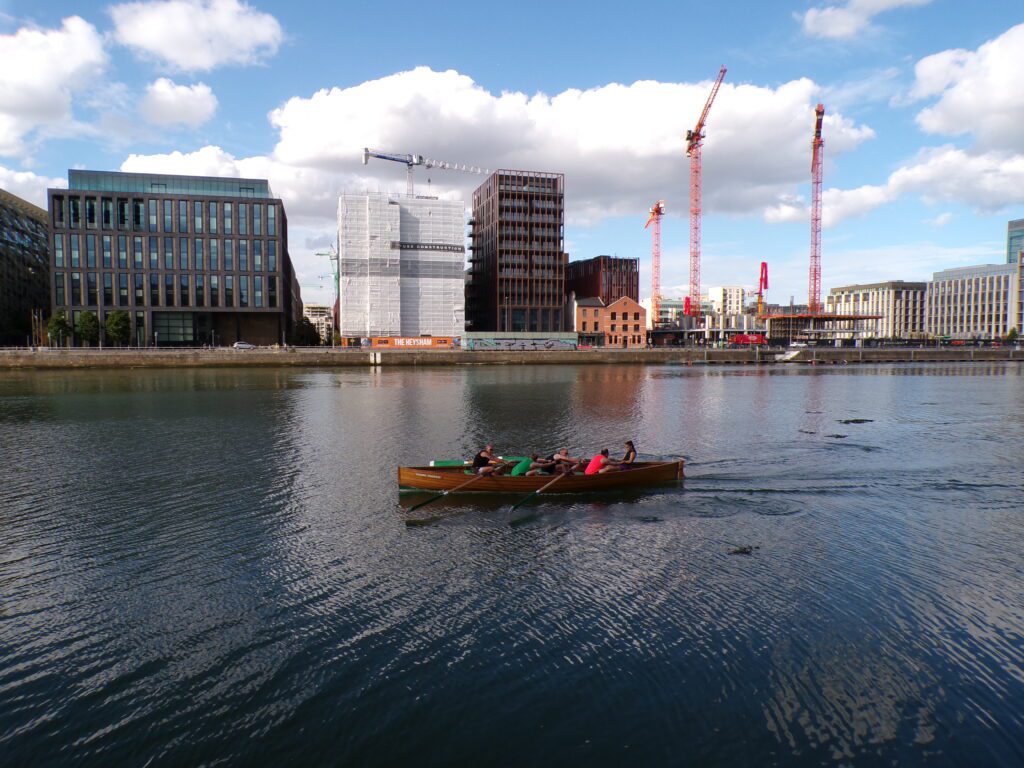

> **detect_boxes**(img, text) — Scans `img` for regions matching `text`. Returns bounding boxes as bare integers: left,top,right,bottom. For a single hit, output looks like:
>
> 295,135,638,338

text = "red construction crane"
809,104,825,314
756,261,769,318
644,200,666,328
686,65,727,318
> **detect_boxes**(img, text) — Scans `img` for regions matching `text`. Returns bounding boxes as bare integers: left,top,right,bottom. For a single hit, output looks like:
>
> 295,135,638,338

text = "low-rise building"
707,285,745,316
926,263,1019,340
1,188,50,345
576,296,646,348
825,281,927,338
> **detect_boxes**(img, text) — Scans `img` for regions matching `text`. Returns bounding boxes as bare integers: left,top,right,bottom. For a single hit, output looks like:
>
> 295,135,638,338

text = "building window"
224,202,233,234
582,321,587,331
179,238,189,270
103,273,113,306
135,312,146,347
195,239,204,270
116,198,128,229
209,201,218,234
238,203,248,235
150,274,160,306
164,274,174,306
267,204,276,236
132,199,144,230
53,196,65,227
102,236,112,268
149,236,158,269
162,237,173,270
194,201,203,234
86,198,97,228
239,240,249,271
267,240,277,272
118,274,128,306
267,276,277,308
85,236,96,268
634,324,640,332
254,276,263,308
195,275,205,307
210,275,220,307
148,199,158,232
239,276,248,307
134,274,145,306
133,237,144,269
70,197,81,228
54,234,65,267
55,272,66,306
70,272,81,306
611,323,616,331
117,235,127,268
225,275,234,306
163,200,173,232
634,312,639,321
611,312,617,320
70,235,80,267
180,275,190,306
179,200,188,232
253,204,261,236
253,240,262,271
224,239,234,270
210,239,219,270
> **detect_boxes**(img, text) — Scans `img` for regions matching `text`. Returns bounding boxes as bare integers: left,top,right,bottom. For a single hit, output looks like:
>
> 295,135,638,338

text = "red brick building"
575,295,646,348
565,255,639,305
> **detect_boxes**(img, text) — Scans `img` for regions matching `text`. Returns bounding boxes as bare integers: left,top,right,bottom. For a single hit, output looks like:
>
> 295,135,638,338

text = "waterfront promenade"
1,346,1021,369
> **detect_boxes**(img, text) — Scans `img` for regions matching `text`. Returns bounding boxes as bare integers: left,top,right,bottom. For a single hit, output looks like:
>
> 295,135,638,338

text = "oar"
407,472,488,514
508,472,568,523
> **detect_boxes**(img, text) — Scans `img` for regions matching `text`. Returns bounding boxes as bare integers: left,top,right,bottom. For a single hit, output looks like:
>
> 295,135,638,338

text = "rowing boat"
398,460,684,494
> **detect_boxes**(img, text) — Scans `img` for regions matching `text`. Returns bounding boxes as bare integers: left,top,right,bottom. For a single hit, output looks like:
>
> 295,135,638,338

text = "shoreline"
1,347,1022,370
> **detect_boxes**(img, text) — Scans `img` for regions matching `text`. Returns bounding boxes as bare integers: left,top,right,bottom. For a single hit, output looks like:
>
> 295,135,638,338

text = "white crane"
362,148,490,196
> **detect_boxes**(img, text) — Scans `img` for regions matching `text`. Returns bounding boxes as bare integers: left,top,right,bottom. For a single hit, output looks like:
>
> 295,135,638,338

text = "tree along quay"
0,347,1022,370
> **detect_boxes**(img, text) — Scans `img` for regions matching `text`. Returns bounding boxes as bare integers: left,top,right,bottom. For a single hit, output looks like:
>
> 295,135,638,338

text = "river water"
1,363,1022,766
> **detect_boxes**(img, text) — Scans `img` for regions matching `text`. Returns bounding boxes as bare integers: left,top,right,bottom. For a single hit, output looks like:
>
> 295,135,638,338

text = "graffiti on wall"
464,338,578,351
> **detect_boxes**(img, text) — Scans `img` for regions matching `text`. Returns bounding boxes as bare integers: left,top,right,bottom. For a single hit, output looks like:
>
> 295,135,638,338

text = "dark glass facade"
0,189,50,345
48,170,301,346
466,170,566,332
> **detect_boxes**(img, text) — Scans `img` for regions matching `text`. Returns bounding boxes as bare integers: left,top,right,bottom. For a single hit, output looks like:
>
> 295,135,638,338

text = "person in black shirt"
471,444,506,476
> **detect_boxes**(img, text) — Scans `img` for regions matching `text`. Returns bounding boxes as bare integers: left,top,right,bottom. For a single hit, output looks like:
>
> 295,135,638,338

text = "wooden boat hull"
398,461,683,494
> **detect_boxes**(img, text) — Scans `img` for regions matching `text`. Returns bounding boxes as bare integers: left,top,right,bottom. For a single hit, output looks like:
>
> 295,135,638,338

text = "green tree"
105,310,131,346
47,311,70,347
290,317,321,346
1006,327,1018,344
76,311,100,347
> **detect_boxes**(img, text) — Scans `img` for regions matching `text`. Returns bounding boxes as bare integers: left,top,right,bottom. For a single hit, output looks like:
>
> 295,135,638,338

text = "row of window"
580,322,643,332
54,272,279,310
580,309,642,321
53,234,279,273
51,196,278,236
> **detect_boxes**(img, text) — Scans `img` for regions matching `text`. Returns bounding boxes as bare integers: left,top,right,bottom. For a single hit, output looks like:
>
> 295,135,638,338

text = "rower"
472,444,505,476
549,448,583,474
584,448,612,475
603,440,637,473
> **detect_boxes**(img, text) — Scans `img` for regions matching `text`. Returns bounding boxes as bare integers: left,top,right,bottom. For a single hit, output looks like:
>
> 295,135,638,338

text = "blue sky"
1,0,1022,306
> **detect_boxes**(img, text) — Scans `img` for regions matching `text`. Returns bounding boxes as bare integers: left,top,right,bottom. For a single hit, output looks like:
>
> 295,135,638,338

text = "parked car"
232,341,256,350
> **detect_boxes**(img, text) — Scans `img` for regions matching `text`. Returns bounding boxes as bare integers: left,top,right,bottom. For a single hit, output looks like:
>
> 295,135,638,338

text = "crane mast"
756,261,769,318
644,201,666,328
362,148,490,196
809,104,825,314
686,66,727,319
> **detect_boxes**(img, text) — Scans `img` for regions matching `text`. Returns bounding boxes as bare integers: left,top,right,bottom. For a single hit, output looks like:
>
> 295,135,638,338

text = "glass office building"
48,170,301,346
0,188,50,345
1008,219,1024,265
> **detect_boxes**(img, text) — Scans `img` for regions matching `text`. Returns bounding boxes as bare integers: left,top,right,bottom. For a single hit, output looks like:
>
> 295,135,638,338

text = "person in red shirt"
585,448,611,475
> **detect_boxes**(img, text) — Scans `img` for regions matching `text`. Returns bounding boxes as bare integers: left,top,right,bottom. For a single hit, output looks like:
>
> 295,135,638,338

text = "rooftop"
67,170,275,199
932,263,1018,279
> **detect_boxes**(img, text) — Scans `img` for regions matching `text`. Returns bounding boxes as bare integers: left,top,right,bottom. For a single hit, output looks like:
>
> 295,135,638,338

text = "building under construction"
337,193,465,339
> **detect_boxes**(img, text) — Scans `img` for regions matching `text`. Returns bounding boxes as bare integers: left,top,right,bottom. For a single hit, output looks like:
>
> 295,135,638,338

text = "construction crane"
808,104,825,314
755,261,769,318
685,65,727,319
644,200,666,328
362,148,490,196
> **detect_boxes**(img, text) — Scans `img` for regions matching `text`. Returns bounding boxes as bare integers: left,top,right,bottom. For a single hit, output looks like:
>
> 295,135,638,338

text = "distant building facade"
640,297,686,329
0,188,49,345
338,193,464,338
826,281,927,338
575,296,646,348
926,264,1019,340
707,285,745,316
1007,218,1024,264
302,303,334,342
565,255,638,304
467,170,566,333
47,170,300,347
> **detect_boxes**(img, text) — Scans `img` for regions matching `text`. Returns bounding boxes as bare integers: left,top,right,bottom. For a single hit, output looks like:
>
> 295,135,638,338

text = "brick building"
575,296,646,348
565,255,639,305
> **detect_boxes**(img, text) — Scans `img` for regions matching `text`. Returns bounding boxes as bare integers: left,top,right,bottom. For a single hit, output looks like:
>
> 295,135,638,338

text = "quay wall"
1,347,1022,370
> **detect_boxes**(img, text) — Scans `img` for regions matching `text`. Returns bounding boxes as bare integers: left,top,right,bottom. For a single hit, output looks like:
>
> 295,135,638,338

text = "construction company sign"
365,337,456,349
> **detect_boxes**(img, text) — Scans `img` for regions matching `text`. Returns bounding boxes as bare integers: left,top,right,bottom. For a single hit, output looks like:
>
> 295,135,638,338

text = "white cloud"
140,78,218,126
926,212,953,227
109,0,283,71
0,165,66,208
0,16,107,156
801,0,932,40
911,24,1024,153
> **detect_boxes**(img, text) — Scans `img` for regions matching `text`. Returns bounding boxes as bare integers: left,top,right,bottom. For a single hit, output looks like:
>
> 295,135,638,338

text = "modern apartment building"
926,264,1019,340
565,255,639,305
302,303,334,342
0,188,49,345
1007,219,1024,264
825,281,927,338
466,170,566,332
47,170,300,346
707,285,745,316
337,193,465,338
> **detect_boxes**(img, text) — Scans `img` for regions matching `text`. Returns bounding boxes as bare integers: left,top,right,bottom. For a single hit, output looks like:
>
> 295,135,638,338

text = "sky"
1,0,1022,307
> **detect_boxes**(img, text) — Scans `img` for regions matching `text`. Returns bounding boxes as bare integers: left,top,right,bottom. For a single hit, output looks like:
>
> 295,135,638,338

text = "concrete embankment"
1,347,1022,370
